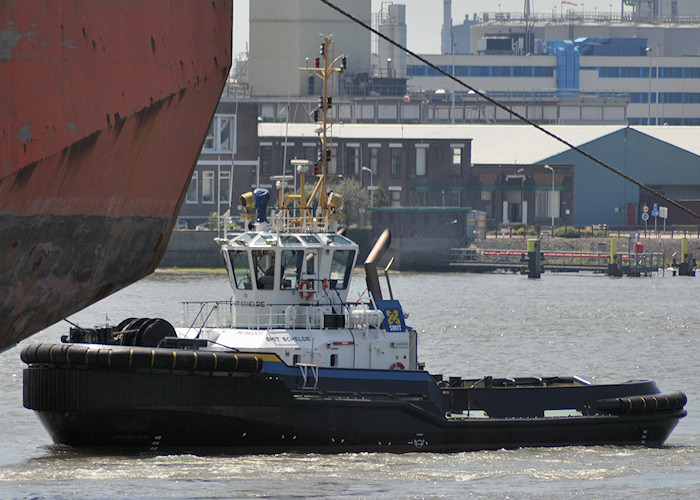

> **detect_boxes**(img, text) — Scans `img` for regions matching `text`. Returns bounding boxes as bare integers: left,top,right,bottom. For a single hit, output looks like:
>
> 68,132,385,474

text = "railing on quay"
448,248,666,275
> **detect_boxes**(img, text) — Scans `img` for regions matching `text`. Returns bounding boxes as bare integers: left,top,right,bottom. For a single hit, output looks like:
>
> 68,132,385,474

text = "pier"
448,248,667,276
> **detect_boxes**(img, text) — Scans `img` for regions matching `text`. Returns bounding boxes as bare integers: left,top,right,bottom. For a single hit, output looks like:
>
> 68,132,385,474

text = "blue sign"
651,203,659,217
375,299,407,332
641,212,649,221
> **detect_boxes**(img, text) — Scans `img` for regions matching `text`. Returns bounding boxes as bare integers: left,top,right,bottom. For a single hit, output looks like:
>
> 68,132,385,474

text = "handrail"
182,299,381,330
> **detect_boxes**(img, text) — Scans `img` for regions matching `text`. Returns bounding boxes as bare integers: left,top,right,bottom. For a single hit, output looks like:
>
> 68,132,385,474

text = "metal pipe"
364,229,391,302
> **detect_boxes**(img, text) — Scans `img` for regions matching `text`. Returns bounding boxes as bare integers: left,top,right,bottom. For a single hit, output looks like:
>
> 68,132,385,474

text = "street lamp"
362,166,374,207
646,46,652,125
544,165,554,235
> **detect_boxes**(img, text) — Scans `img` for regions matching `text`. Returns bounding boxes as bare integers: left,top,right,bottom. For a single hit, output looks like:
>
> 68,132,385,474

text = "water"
1,271,698,498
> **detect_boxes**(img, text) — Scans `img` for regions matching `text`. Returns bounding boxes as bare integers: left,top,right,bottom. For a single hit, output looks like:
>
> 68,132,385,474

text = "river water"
1,271,698,498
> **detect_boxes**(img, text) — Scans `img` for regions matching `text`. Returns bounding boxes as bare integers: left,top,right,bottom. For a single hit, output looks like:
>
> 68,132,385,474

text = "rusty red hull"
0,1,232,351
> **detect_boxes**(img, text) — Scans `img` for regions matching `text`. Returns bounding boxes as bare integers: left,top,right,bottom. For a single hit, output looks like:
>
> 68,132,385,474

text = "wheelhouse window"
252,250,276,290
305,252,317,275
330,250,355,290
228,250,252,290
280,250,303,289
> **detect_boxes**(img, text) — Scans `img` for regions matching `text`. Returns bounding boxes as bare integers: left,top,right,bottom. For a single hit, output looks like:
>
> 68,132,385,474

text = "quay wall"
159,230,700,271
159,229,372,269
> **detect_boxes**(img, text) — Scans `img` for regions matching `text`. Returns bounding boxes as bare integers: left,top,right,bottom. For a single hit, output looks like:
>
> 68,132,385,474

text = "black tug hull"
23,348,686,454
36,404,683,455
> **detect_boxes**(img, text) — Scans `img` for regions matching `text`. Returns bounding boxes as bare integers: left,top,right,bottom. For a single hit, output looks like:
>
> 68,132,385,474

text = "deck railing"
182,300,382,330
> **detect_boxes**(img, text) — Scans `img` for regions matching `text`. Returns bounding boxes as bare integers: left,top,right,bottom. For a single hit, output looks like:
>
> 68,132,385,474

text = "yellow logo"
386,309,400,325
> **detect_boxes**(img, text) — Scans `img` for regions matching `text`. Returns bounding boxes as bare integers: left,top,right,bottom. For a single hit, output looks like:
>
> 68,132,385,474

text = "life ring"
390,361,405,370
322,278,329,290
299,280,313,300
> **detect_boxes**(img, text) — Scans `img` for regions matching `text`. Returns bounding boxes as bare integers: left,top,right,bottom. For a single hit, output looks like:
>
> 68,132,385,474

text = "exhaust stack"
364,229,391,302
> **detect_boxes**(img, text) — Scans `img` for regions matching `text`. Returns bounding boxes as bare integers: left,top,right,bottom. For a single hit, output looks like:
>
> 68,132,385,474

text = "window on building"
415,190,426,207
260,146,273,178
415,147,427,176
329,148,337,174
186,172,198,203
448,190,460,207
481,190,493,201
492,66,511,77
452,147,463,176
390,148,401,177
535,190,548,218
219,170,231,204
535,190,560,218
203,115,236,153
203,123,215,150
346,146,359,176
661,67,683,78
389,188,401,207
202,171,215,203
370,147,379,175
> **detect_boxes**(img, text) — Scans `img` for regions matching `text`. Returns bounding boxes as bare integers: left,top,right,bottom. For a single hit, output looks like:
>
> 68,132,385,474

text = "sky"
233,1,630,56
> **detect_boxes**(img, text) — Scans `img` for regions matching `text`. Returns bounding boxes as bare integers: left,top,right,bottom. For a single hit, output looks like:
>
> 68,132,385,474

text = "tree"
333,177,370,227
372,183,390,208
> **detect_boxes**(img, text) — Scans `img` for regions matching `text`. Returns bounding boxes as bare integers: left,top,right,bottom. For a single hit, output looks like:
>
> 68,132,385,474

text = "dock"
448,248,667,276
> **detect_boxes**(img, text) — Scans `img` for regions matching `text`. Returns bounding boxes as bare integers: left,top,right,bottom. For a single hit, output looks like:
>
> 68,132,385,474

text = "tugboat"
22,38,686,453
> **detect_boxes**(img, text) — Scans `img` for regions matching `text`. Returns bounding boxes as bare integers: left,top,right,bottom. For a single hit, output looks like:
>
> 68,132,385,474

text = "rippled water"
1,271,698,498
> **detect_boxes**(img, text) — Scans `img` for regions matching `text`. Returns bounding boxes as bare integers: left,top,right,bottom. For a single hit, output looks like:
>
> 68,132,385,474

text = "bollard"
607,237,620,276
678,238,696,276
527,238,541,279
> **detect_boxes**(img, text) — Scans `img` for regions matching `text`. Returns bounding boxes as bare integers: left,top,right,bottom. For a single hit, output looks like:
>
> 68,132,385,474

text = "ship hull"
0,1,232,350
35,406,683,454
22,346,686,454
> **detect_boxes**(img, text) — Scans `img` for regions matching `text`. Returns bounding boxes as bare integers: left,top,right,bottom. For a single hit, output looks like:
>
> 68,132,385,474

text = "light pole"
646,46,652,124
656,44,662,124
362,166,374,207
451,43,455,124
544,165,554,235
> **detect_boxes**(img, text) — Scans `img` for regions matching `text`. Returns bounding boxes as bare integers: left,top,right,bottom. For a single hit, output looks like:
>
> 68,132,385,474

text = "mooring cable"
318,0,700,222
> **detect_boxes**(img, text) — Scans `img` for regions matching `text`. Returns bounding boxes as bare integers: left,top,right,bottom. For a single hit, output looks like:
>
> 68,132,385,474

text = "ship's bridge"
222,230,358,299
181,229,360,331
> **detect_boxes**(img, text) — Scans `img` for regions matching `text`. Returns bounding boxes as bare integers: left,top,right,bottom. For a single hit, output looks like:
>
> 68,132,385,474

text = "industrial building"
177,0,700,232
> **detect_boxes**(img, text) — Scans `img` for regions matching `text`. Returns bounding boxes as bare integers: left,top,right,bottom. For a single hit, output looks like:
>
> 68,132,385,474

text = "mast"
299,35,347,227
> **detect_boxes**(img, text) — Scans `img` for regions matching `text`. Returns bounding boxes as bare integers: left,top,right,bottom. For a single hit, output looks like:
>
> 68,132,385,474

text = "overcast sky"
233,1,630,56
